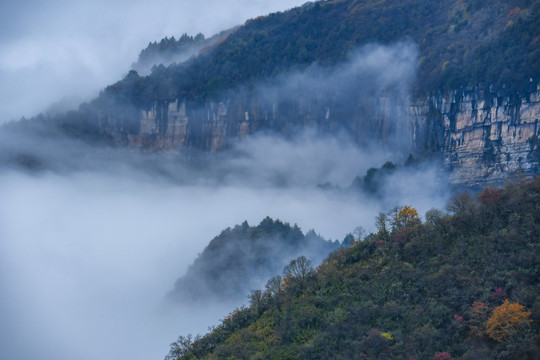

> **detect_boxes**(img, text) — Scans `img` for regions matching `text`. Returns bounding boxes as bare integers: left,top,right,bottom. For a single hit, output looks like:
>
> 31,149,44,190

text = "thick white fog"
0,133,450,360
0,0,308,123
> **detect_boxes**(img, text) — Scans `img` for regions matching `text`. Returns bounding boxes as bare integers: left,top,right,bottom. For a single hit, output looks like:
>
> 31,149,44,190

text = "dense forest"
105,0,540,109
165,177,540,359
132,29,238,75
168,217,339,303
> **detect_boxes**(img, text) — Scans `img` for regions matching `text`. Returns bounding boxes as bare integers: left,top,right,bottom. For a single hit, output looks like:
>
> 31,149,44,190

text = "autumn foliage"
478,187,503,203
393,205,420,230
486,299,532,343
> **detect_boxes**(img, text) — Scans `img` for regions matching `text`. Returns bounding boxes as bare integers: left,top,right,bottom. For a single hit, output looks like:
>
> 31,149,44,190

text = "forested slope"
169,217,339,303
106,0,540,108
166,177,540,360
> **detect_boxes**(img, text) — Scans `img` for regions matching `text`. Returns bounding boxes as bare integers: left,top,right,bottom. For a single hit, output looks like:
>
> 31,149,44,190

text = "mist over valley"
1,0,539,359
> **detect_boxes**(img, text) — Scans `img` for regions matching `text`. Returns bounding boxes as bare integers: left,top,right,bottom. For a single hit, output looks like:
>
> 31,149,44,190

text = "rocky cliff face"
101,89,413,152
412,82,540,187
99,83,540,187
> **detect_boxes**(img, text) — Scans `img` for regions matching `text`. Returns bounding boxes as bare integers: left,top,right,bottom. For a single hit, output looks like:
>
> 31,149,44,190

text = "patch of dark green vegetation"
169,217,339,303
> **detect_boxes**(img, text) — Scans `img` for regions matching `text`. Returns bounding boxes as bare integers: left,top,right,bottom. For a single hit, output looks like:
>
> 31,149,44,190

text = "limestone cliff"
99,83,540,187
100,90,413,152
412,81,540,187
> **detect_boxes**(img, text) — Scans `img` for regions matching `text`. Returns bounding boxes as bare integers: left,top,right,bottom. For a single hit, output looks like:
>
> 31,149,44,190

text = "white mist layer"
0,158,449,360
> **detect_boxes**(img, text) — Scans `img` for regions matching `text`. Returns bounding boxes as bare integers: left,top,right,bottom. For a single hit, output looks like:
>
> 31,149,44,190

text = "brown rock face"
411,83,540,187
100,83,540,187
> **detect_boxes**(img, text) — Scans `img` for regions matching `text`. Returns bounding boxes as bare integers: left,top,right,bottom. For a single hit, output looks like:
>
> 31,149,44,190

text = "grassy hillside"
166,177,540,360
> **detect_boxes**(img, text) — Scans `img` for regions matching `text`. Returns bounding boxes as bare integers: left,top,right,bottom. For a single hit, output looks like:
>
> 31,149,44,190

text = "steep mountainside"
1,0,539,187
165,177,540,360
110,0,539,101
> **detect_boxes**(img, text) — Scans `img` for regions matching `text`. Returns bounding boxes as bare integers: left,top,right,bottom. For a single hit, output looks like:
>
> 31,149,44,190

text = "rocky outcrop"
99,82,540,187
412,81,540,187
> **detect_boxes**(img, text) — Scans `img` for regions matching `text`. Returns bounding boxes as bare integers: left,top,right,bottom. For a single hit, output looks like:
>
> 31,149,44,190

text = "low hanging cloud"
0,171,361,360
0,129,451,360
249,41,418,154
0,40,418,186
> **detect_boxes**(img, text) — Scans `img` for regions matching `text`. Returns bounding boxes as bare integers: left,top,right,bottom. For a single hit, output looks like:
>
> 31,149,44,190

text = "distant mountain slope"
106,0,539,106
2,0,539,188
166,177,540,360
168,217,339,303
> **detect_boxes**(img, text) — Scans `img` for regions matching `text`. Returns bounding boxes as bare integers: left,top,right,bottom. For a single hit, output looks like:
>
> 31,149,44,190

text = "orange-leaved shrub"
485,299,532,343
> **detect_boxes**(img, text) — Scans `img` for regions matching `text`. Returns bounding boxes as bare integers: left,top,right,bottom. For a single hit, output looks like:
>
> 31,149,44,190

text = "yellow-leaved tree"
391,205,420,230
485,299,532,342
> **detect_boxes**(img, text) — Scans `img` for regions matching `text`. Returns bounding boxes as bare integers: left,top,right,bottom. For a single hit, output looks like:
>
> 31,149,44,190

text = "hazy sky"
0,0,307,123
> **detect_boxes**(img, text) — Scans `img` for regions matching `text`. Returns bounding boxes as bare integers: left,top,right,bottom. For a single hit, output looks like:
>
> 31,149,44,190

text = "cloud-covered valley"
0,124,451,360
0,3,452,360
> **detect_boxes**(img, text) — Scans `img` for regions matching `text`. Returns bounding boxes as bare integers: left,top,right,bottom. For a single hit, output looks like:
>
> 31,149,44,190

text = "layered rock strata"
411,82,540,186
100,83,540,186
